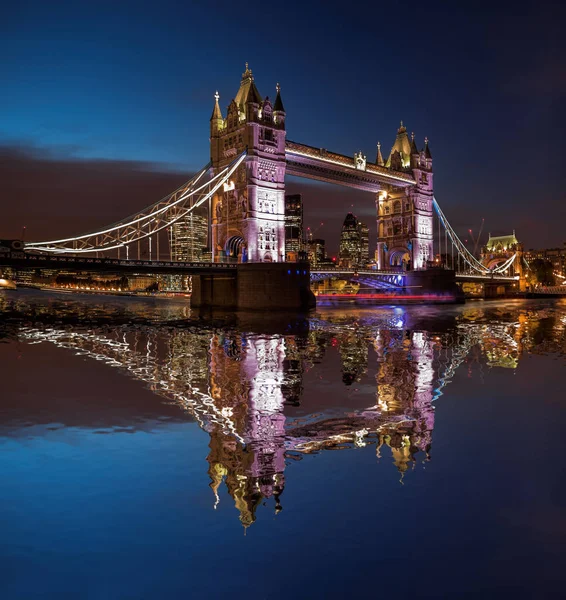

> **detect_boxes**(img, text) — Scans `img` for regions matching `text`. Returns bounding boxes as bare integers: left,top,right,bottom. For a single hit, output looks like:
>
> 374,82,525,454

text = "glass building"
338,213,370,268
284,194,303,261
170,213,208,261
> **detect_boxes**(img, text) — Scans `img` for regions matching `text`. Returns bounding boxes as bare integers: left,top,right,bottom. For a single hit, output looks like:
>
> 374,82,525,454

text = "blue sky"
1,0,565,249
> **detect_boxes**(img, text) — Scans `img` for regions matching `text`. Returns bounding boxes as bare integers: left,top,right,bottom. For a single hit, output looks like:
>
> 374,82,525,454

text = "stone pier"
191,262,315,311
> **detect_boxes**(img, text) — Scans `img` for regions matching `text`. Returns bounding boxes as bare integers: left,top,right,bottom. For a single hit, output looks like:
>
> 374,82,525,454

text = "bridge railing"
530,286,566,294
1,252,238,271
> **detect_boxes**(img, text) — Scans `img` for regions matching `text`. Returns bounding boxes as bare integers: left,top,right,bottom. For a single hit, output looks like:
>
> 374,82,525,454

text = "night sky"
1,0,565,254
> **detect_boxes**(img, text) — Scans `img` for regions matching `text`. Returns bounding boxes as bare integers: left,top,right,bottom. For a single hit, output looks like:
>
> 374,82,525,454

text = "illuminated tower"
206,332,288,527
376,124,434,270
210,65,287,263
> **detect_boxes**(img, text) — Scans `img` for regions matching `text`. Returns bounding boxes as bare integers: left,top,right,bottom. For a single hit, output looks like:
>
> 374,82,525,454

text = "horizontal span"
285,140,416,188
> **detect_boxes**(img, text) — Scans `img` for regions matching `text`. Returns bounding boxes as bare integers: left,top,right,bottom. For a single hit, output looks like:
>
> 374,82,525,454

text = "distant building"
284,194,303,261
306,238,327,267
128,275,158,291
339,213,368,268
339,213,359,268
359,221,369,266
525,244,566,278
170,213,208,261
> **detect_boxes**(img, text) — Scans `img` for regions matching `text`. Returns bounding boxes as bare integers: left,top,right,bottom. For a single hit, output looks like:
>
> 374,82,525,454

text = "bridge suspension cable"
433,198,490,274
25,152,247,255
491,252,517,273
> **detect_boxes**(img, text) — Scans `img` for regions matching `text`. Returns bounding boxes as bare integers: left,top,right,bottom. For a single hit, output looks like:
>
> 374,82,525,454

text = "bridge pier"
405,268,463,300
190,273,238,309
483,282,509,298
191,262,315,311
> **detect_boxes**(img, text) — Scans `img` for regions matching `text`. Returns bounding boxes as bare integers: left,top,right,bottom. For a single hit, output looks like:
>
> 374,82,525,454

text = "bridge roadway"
311,267,519,285
0,251,314,310
0,251,239,275
1,252,519,284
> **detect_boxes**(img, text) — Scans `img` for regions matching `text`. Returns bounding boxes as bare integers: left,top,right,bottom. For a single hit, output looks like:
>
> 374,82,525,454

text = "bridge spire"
385,121,411,169
210,91,223,120
242,62,253,80
410,131,419,155
274,82,286,126
234,63,262,116
376,141,384,166
210,91,224,136
424,137,432,159
274,82,285,112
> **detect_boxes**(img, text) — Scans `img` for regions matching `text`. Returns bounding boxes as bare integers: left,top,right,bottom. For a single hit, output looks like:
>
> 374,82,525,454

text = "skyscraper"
306,237,327,266
339,214,370,268
284,194,303,261
359,221,369,266
339,213,360,268
170,212,208,261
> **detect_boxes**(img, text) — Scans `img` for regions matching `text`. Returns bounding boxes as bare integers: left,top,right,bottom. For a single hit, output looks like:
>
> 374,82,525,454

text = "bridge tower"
376,124,434,270
481,232,527,291
210,65,287,263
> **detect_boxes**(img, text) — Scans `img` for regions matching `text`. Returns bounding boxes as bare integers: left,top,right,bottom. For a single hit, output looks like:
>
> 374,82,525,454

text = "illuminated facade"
210,65,287,263
170,212,208,261
481,232,525,281
376,125,434,270
208,68,434,269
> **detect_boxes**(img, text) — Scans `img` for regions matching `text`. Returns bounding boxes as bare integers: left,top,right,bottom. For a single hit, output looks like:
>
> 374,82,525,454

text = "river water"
1,290,565,599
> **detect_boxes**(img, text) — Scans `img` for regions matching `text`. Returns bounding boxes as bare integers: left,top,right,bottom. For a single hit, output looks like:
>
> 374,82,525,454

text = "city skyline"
1,1,565,253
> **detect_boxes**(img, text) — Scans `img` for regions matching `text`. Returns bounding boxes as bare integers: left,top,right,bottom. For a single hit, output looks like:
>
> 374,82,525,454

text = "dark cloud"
1,140,564,255
0,143,189,242
0,143,369,254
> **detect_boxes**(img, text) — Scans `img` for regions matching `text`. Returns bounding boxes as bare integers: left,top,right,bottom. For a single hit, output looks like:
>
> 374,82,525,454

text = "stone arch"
225,235,245,262
389,248,410,267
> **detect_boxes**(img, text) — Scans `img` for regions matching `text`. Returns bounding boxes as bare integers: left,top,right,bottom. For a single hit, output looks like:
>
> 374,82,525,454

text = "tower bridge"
0,63,527,306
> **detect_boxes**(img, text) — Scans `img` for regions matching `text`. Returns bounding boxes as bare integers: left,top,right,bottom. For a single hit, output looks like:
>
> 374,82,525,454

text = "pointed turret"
424,136,432,159
274,83,285,112
210,91,222,121
247,81,262,105
234,63,262,121
410,132,420,168
210,91,224,136
386,121,412,169
410,131,419,155
376,141,384,166
273,83,286,128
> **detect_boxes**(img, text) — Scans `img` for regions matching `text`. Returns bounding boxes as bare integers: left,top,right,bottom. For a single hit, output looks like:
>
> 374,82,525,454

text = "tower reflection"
10,300,565,526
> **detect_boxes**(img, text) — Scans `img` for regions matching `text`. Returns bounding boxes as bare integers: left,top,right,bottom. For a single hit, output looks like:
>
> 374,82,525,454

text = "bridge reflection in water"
10,301,565,527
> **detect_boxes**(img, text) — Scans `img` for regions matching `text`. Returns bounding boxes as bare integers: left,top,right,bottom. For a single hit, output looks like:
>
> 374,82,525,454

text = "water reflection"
1,292,565,527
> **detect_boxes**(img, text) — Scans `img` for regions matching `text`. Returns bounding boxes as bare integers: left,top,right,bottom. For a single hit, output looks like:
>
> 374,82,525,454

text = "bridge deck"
0,252,239,276
285,140,415,192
